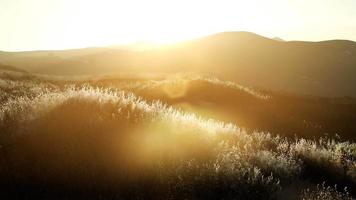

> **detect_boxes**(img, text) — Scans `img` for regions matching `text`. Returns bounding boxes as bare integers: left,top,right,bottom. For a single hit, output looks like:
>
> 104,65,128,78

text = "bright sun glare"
56,0,251,46
1,0,356,51
1,0,294,50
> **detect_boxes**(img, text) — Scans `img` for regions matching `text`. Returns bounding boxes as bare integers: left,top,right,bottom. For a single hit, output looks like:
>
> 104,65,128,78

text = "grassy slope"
89,76,356,141
0,73,355,199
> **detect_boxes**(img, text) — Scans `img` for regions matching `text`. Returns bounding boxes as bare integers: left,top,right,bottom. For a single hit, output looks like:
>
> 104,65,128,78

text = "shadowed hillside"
83,76,356,141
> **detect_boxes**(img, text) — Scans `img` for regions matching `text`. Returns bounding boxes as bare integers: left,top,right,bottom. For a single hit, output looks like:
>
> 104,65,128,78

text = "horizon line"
1,31,355,53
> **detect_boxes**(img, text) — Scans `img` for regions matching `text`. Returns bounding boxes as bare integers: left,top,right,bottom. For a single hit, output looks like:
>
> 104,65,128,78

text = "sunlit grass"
0,75,355,199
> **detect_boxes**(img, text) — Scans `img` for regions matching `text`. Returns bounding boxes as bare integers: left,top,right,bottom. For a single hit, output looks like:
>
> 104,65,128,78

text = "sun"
3,0,335,51
1,0,298,50
45,0,236,48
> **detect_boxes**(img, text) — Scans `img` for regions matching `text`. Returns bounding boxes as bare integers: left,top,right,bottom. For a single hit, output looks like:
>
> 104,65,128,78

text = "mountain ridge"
1,31,356,97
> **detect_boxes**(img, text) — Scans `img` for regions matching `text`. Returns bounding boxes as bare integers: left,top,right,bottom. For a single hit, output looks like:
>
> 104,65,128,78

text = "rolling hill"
1,32,356,97
0,63,27,73
87,76,356,141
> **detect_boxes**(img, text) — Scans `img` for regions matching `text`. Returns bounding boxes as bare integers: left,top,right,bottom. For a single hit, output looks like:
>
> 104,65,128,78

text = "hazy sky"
1,0,356,51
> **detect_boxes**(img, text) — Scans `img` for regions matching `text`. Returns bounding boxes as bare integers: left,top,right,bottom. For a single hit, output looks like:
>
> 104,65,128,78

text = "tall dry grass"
0,75,355,199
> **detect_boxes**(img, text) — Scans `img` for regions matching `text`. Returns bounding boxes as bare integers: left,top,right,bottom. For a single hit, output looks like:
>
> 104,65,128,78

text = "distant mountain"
272,37,285,42
1,31,356,97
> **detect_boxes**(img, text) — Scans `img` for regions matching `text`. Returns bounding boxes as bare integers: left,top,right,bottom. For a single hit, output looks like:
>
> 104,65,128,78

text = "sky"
1,0,356,51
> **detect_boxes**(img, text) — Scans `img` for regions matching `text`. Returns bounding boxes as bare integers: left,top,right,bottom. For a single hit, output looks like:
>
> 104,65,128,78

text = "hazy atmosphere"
1,0,356,51
1,0,355,199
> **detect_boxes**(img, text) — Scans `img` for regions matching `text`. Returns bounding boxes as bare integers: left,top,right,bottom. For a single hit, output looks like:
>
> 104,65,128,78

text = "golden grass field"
0,70,355,199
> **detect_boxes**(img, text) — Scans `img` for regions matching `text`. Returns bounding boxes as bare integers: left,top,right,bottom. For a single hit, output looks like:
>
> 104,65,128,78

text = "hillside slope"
0,63,27,73
1,32,356,97
89,76,356,141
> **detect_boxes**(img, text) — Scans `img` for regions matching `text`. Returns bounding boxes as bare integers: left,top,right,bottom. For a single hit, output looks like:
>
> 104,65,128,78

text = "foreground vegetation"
0,71,355,199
